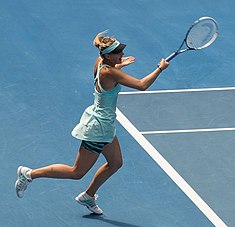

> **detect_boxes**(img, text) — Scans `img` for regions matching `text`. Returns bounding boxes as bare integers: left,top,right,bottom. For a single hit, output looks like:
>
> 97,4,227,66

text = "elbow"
137,81,148,91
138,86,147,91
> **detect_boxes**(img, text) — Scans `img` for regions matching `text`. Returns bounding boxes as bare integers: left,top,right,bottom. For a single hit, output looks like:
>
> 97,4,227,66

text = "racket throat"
165,52,178,62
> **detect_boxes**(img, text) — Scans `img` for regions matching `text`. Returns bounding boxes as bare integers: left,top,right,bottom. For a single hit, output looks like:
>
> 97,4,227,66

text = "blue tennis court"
1,0,234,226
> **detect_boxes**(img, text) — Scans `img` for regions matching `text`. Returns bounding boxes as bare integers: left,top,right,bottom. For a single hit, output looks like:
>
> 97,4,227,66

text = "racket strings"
186,19,218,49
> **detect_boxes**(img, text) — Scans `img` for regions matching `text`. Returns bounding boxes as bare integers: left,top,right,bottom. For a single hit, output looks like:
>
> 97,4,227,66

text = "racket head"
185,17,218,50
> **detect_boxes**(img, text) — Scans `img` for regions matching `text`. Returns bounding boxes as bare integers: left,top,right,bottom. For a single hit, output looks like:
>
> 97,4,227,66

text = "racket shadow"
82,214,140,227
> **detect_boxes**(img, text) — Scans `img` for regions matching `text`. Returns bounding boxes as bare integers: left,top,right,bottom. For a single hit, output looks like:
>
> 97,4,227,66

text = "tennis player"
15,31,169,215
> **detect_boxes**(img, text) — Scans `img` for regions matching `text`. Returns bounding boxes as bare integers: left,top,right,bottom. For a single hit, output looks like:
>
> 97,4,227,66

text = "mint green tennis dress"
72,62,121,143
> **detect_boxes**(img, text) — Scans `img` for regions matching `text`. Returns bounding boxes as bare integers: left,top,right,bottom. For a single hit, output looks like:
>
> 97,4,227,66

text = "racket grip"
165,52,177,62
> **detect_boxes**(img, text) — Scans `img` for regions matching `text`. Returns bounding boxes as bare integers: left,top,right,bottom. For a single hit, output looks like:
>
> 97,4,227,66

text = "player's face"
110,51,124,64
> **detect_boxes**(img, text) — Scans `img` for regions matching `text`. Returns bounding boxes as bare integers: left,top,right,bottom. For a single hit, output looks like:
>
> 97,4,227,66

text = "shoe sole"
15,166,23,198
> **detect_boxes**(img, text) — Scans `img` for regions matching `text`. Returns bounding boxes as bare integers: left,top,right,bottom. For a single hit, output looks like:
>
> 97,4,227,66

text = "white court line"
120,86,235,95
141,127,235,135
116,108,228,227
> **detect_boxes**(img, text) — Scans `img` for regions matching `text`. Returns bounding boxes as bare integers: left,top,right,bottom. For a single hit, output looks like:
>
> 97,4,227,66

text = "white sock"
25,170,32,181
84,192,93,199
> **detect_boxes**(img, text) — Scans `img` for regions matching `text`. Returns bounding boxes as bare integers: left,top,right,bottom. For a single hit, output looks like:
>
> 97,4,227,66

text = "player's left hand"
116,56,135,68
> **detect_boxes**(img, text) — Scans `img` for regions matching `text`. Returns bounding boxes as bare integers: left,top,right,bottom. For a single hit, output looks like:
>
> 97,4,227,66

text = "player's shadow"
83,214,140,227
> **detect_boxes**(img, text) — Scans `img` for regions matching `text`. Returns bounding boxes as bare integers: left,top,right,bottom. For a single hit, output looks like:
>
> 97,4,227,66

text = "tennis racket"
165,16,218,62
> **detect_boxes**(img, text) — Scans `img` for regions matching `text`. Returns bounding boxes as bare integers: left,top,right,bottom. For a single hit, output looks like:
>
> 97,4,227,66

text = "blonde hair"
93,30,116,52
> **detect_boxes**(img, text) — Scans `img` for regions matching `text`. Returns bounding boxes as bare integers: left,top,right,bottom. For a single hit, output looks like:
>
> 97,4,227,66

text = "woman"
15,31,169,215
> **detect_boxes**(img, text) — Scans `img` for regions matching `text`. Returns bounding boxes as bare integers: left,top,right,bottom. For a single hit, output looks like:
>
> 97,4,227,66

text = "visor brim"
110,43,126,54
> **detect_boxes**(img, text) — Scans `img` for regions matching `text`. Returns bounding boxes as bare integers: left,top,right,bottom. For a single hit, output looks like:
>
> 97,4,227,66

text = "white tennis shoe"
75,192,103,215
15,166,32,198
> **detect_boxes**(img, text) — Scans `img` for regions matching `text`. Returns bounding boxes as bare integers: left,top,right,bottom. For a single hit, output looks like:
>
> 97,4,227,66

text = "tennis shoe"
15,166,32,198
75,192,103,215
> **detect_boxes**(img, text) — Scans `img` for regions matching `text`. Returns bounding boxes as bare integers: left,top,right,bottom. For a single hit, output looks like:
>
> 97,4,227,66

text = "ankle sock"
25,170,32,181
84,192,93,199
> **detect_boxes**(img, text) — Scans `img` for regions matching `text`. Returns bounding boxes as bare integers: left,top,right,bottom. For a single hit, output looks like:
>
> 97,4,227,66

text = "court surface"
1,0,235,226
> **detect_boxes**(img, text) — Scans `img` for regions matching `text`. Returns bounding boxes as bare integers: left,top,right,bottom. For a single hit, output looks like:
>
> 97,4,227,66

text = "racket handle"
165,52,177,62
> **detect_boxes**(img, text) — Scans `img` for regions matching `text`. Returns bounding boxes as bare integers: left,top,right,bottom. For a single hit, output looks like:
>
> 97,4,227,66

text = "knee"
71,167,86,180
117,159,123,170
73,173,84,180
109,159,123,173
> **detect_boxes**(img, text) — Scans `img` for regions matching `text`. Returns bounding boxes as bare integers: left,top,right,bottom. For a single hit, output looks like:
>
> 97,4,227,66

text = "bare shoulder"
101,67,125,82
104,66,121,75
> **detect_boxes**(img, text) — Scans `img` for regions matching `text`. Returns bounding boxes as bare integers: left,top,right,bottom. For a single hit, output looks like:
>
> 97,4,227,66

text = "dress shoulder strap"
94,61,110,93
